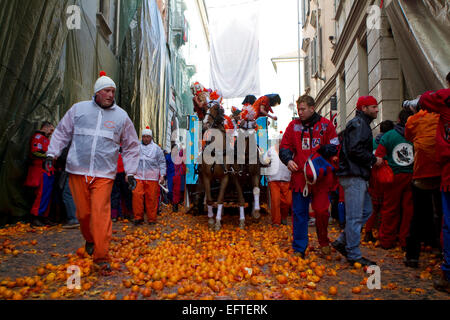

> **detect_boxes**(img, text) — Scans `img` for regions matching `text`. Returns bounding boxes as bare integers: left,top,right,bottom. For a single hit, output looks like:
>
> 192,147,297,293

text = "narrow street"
0,206,447,300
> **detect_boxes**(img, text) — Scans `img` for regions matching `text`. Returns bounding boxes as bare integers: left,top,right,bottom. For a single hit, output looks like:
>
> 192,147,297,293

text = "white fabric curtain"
208,1,261,99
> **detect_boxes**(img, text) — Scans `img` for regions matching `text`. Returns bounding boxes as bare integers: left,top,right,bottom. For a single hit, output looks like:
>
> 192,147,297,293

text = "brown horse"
201,103,246,231
235,126,264,220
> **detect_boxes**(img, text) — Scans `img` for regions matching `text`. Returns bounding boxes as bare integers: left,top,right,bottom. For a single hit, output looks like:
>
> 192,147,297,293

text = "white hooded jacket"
47,98,140,180
135,141,166,181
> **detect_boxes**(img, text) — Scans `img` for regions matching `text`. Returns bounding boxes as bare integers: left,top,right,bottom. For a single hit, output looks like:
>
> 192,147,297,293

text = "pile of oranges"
0,209,375,300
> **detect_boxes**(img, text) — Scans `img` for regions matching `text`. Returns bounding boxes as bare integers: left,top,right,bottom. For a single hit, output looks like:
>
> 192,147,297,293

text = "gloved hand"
127,175,137,191
317,144,338,159
402,98,420,112
42,156,54,173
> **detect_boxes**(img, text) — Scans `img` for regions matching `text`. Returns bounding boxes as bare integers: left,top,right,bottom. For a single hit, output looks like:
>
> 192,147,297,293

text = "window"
318,26,323,72
304,55,310,89
301,0,310,28
311,37,318,76
99,0,111,21
97,0,113,45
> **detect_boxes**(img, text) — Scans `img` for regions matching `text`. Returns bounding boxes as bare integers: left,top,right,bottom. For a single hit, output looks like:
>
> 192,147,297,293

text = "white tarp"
208,0,261,99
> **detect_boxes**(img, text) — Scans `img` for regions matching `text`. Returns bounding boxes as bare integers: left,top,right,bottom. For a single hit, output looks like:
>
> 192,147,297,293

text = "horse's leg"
251,165,261,219
202,167,215,229
233,175,246,229
215,172,229,231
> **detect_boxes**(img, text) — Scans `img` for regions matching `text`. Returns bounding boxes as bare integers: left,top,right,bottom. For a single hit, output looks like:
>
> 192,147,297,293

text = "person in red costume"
172,146,186,212
191,82,209,120
279,95,339,257
241,94,280,129
403,79,450,294
24,121,57,227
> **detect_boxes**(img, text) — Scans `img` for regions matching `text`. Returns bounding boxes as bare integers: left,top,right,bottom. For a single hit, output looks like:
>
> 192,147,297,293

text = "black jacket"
337,110,377,180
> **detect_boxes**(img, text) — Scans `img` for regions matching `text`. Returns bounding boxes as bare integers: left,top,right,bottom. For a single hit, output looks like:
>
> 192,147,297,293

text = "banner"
208,1,261,99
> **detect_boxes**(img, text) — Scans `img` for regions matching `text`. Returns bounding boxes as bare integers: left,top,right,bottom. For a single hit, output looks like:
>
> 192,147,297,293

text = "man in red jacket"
24,121,56,227
409,85,450,294
280,95,339,257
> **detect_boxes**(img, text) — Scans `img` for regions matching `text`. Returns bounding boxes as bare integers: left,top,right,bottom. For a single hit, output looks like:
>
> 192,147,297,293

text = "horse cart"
184,114,272,228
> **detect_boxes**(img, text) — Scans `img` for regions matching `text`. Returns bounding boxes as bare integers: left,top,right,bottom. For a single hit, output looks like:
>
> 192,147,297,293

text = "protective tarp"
386,0,450,96
208,1,261,99
119,0,167,146
0,0,139,225
0,0,74,225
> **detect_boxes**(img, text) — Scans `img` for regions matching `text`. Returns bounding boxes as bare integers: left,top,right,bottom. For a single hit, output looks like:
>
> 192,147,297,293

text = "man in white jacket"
132,127,166,225
44,71,140,272
266,135,292,226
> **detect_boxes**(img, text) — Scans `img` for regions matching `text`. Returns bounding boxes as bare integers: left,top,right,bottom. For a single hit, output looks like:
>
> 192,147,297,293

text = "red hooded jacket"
419,88,450,191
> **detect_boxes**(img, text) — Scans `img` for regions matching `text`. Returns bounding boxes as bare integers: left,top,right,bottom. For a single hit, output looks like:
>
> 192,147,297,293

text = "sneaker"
320,246,331,256
404,258,419,269
112,218,118,223
42,218,58,226
364,231,376,243
148,221,156,225
293,251,305,259
31,217,45,227
239,219,245,230
308,217,316,227
433,274,450,294
347,257,377,267
133,219,144,226
95,262,112,273
331,240,347,257
281,218,288,226
85,242,94,256
62,221,80,229
380,244,395,250
173,204,178,212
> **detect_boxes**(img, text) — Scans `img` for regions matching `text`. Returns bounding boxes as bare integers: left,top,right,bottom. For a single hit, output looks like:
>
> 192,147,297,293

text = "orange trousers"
269,181,292,225
132,180,160,222
68,174,114,263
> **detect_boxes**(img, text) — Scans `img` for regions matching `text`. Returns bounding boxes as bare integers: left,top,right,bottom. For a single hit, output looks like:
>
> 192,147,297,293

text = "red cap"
356,96,378,110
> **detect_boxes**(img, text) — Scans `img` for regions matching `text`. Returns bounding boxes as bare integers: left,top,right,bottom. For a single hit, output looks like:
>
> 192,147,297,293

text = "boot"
433,273,450,294
85,242,94,256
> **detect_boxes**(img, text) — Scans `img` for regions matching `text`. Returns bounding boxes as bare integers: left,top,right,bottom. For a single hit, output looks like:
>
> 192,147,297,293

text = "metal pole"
297,0,302,97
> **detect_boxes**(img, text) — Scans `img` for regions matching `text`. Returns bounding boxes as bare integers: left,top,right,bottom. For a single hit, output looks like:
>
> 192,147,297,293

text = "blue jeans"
336,177,373,260
63,178,78,224
292,191,310,253
442,191,450,279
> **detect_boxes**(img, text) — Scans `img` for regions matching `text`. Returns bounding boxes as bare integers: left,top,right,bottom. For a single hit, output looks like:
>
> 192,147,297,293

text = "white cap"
94,71,116,94
142,126,152,137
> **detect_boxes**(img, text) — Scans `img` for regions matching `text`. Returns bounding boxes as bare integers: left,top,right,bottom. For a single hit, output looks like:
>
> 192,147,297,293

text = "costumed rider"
279,95,339,258
45,71,140,272
132,126,167,225
240,94,280,129
191,82,210,121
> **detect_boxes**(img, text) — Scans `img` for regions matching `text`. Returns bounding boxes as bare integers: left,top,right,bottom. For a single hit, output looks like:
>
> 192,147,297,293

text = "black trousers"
111,172,132,214
406,184,442,260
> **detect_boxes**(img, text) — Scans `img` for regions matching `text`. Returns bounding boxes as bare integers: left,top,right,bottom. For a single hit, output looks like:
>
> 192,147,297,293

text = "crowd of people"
20,69,450,294
23,72,185,271
273,72,449,294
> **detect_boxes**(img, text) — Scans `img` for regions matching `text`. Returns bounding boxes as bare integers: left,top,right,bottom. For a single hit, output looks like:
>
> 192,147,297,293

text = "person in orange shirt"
404,108,442,268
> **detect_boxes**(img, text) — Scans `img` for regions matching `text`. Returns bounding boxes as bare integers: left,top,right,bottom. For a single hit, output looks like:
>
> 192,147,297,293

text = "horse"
200,102,246,231
235,123,266,220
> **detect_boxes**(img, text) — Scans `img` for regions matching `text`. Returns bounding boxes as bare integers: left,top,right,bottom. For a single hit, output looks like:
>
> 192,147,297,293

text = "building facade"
301,0,432,132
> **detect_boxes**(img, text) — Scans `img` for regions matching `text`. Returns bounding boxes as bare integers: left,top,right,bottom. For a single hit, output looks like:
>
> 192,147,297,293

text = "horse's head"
202,102,224,131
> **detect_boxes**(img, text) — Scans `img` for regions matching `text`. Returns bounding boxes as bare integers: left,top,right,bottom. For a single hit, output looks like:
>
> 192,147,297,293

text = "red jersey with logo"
24,131,50,187
280,116,339,192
